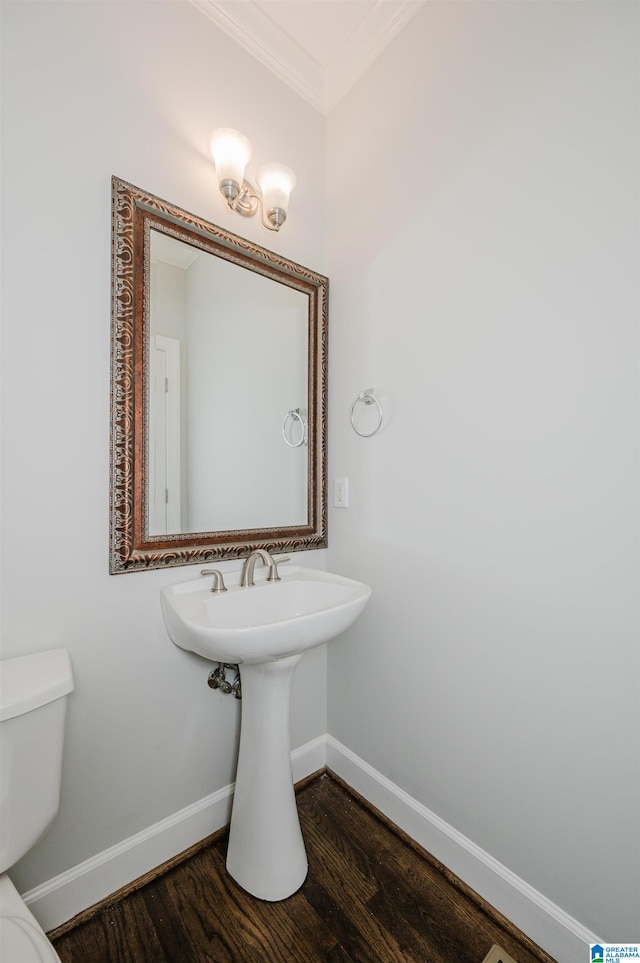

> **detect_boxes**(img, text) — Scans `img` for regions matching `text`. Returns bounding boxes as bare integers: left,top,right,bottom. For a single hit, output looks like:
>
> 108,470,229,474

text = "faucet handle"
200,569,227,593
266,555,290,582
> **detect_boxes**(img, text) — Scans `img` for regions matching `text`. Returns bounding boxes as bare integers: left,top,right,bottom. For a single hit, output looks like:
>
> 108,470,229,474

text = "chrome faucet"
200,568,227,593
240,550,290,587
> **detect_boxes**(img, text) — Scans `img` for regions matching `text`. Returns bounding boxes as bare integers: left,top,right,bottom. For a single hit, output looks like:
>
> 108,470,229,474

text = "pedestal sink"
161,565,371,900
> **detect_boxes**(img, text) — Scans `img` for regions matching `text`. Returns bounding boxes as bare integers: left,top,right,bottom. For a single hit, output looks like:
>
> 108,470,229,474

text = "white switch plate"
334,477,348,508
482,946,519,963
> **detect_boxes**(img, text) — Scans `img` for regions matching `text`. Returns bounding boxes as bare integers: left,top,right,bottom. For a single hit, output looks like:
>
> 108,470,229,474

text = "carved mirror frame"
110,177,328,573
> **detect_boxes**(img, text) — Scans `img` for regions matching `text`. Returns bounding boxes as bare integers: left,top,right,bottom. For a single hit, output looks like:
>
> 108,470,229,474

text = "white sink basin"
161,565,371,664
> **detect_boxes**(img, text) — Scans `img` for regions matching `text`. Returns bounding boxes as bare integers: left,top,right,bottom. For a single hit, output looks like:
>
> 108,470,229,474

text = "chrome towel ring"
282,408,307,447
350,389,383,437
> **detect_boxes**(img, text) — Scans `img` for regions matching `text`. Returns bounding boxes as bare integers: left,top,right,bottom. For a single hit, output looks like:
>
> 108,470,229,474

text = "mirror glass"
110,177,327,573
148,230,308,535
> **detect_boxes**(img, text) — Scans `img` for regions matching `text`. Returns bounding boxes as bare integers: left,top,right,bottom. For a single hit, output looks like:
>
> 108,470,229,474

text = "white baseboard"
24,734,328,933
325,736,600,963
291,733,327,783
24,783,235,933
24,733,598,963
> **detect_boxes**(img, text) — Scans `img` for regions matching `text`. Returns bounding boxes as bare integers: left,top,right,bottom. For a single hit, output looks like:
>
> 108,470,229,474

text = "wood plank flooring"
51,773,557,963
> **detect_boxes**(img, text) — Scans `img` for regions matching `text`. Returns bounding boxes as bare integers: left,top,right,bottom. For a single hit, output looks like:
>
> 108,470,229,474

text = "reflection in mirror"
110,177,327,573
148,231,308,535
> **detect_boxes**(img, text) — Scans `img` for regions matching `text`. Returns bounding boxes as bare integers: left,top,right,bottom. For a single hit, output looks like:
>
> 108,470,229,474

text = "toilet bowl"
0,648,74,963
0,875,62,963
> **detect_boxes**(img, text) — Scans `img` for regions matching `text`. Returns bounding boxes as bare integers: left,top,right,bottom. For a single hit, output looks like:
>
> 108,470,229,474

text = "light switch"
334,477,349,508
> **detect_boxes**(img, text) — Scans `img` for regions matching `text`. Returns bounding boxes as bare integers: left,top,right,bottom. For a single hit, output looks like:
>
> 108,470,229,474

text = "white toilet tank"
0,649,74,874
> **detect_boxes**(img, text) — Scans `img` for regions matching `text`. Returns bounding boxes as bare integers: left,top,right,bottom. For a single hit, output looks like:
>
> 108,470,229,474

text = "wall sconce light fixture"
209,127,296,232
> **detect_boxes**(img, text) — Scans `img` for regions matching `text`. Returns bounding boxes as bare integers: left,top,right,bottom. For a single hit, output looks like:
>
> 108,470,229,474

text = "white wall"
0,0,327,892
2,0,638,950
326,0,639,942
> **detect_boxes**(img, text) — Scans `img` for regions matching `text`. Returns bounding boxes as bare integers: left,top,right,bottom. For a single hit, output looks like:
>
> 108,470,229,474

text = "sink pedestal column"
226,653,307,900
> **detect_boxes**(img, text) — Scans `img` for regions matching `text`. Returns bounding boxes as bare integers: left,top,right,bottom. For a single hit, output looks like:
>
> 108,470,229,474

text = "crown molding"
189,0,325,112
189,0,426,115
324,1,426,113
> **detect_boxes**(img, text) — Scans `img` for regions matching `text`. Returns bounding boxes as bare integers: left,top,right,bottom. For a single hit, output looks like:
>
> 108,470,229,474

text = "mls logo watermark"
591,945,640,962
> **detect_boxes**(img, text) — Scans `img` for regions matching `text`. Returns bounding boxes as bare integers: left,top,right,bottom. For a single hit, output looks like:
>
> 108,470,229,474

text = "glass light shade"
256,163,297,215
209,128,252,188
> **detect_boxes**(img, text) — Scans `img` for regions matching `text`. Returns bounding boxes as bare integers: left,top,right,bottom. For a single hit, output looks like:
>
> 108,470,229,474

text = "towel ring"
350,389,383,437
282,408,307,447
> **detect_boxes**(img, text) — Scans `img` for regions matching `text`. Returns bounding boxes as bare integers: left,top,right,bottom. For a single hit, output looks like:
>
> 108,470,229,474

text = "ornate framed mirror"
110,177,328,573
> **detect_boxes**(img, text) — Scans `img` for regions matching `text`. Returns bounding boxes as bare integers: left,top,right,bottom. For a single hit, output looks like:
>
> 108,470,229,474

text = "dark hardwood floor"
51,773,557,963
